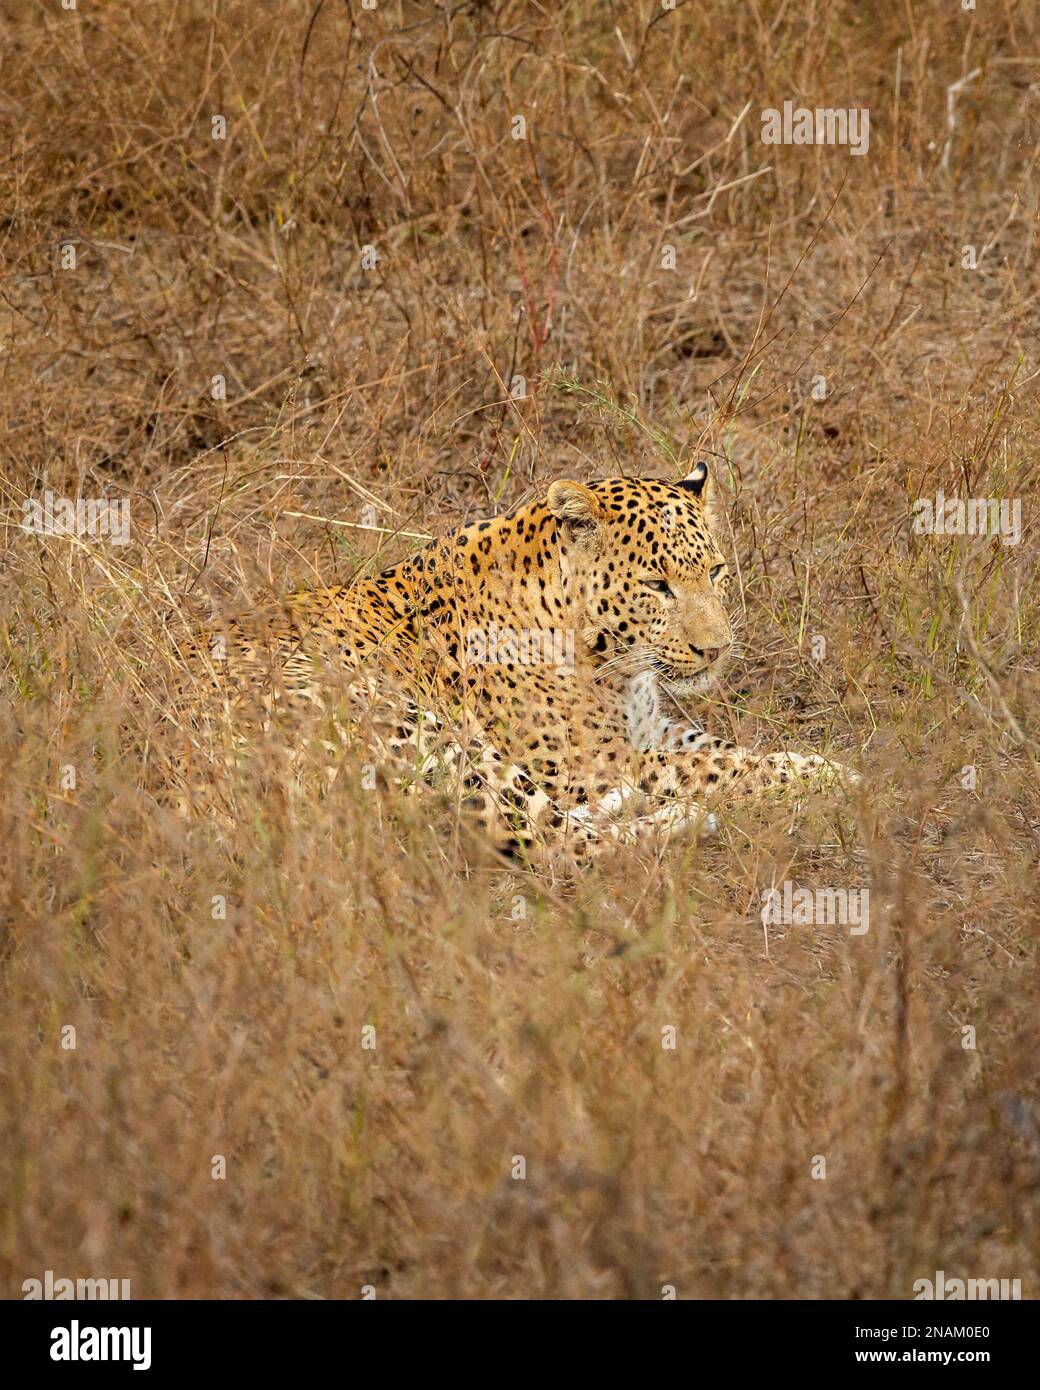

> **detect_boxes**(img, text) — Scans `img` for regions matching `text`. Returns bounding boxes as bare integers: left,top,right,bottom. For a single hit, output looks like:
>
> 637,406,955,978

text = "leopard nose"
703,646,723,662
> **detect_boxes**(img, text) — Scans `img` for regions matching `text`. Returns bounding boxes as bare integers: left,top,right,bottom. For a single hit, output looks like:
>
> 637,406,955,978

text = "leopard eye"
710,564,725,583
642,578,673,597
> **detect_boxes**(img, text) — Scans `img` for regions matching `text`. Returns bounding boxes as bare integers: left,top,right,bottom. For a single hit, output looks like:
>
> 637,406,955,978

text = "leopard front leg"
635,732,859,805
456,747,720,864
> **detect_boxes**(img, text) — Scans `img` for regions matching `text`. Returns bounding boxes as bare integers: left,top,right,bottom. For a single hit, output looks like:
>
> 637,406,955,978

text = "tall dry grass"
1,0,1038,1297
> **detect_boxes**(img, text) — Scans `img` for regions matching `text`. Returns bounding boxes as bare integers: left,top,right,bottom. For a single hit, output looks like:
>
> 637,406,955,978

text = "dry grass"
2,0,1039,1299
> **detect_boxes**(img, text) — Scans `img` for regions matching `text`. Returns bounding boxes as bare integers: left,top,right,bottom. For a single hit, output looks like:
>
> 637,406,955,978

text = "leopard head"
548,466,733,696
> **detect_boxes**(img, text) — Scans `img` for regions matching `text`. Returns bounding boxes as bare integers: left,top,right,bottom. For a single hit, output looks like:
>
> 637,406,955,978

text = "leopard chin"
658,653,728,697
660,670,716,698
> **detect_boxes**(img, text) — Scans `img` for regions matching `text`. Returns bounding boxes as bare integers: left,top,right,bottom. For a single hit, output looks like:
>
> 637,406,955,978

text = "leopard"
191,464,858,862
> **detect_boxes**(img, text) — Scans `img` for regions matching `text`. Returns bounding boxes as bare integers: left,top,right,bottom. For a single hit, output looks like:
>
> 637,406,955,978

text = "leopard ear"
678,461,711,501
547,480,601,526
678,461,724,534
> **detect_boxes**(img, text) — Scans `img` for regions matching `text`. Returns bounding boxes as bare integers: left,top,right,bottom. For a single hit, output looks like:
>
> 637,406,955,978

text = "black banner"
2,1298,1029,1375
